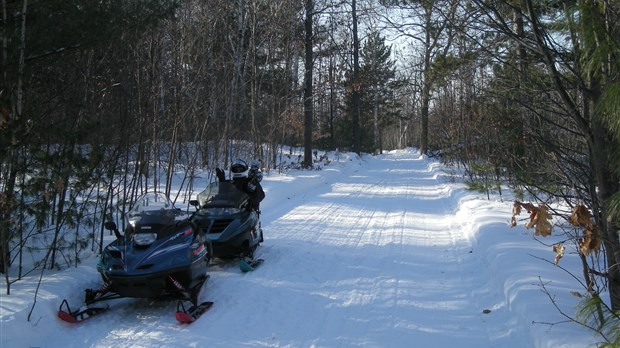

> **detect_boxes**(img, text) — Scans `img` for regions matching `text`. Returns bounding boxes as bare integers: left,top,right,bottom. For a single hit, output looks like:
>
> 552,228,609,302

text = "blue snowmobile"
58,192,212,324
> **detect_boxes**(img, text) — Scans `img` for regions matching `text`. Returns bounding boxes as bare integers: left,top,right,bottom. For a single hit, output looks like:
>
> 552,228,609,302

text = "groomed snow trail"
254,152,479,345
187,149,524,348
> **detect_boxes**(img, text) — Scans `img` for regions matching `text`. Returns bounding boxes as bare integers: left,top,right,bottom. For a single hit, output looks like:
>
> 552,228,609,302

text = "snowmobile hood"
99,221,207,276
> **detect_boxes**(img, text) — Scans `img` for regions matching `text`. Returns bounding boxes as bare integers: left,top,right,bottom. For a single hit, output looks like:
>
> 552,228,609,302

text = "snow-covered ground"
0,148,597,347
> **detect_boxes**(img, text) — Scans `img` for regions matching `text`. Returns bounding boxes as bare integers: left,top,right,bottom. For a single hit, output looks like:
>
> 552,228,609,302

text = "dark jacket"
216,168,264,211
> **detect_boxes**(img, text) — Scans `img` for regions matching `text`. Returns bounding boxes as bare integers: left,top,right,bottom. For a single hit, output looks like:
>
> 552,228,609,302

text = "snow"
0,148,598,347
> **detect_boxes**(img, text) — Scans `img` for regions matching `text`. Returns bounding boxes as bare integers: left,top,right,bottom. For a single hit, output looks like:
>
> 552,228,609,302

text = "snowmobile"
58,192,213,324
190,181,263,262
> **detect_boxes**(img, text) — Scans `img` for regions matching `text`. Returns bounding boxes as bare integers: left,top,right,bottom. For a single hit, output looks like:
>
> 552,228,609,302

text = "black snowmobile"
190,181,263,266
58,192,213,324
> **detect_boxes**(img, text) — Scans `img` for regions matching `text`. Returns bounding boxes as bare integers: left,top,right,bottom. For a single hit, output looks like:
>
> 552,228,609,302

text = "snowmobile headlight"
203,207,240,215
128,216,140,227
134,232,157,246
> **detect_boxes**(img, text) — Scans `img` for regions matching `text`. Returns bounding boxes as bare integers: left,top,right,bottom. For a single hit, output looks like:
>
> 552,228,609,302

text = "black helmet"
231,159,248,179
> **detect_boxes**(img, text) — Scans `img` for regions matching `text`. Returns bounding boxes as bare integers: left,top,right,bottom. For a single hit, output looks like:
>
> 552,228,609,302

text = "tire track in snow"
244,150,493,347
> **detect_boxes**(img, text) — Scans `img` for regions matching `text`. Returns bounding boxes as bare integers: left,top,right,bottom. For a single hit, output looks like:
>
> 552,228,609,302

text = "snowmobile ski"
57,299,109,323
240,258,264,272
175,301,214,324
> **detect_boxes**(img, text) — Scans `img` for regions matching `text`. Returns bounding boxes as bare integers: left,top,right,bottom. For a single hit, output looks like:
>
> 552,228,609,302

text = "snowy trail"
1,149,595,347
191,150,510,347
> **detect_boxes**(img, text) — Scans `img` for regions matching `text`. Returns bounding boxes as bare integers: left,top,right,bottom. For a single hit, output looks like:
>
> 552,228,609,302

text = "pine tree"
360,30,398,154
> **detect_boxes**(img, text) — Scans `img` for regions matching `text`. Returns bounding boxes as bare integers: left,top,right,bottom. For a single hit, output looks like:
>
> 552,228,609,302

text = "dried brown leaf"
569,205,592,227
570,291,583,298
512,201,522,216
579,225,601,256
553,243,564,266
523,203,552,236
535,204,553,236
510,202,521,228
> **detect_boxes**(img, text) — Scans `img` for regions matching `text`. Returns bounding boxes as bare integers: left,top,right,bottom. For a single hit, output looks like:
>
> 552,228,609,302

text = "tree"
468,0,620,311
378,0,459,155
304,0,315,168
0,0,180,283
360,30,398,154
351,0,362,155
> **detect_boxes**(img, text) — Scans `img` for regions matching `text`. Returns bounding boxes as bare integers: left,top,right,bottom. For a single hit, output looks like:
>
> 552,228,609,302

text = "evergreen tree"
360,30,398,154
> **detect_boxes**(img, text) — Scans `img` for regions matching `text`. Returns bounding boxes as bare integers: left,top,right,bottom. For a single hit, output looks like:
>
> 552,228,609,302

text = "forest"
1,0,619,339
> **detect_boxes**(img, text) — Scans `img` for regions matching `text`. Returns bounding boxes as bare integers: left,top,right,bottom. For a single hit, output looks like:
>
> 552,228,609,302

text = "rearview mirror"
104,221,122,239
104,221,117,231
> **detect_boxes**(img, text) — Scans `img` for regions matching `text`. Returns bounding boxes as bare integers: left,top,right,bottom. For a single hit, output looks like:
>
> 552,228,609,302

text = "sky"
0,148,600,347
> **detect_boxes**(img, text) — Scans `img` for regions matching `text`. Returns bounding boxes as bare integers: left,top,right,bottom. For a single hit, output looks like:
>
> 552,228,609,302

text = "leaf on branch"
515,201,537,215
579,225,601,256
553,243,564,266
512,201,554,235
510,201,521,227
513,201,522,216
568,205,592,227
570,291,583,298
523,203,553,236
566,205,600,255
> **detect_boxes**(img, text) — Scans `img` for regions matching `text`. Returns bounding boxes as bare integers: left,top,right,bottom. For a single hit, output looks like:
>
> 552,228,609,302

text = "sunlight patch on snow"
102,328,171,347
393,321,444,334
263,175,297,183
294,174,322,179
270,204,465,247
0,295,29,321
321,182,455,200
314,283,471,311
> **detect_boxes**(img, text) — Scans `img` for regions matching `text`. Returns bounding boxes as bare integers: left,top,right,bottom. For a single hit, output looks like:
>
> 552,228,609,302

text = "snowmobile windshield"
127,192,187,227
196,181,249,209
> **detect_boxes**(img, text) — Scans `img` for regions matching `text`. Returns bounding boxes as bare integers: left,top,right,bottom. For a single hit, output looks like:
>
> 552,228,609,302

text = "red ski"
57,300,109,323
175,301,214,324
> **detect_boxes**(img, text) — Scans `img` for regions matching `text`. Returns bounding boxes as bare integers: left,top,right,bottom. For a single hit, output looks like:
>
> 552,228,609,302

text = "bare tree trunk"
165,122,178,198
419,4,432,155
15,0,26,120
303,0,314,168
351,0,361,155
1,0,27,289
373,84,380,154
329,52,336,148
